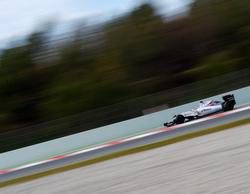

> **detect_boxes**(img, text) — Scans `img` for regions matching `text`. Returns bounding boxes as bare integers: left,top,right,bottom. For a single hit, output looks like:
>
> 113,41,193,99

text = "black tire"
223,101,234,111
175,115,185,124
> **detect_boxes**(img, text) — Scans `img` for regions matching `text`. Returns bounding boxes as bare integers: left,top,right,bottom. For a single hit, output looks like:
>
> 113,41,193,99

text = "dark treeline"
0,0,250,129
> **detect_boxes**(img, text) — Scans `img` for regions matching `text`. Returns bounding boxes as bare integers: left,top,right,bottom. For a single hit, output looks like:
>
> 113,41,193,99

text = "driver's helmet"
199,101,206,107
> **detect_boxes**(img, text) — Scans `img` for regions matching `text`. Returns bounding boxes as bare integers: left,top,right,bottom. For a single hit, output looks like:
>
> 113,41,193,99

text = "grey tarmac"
1,124,250,194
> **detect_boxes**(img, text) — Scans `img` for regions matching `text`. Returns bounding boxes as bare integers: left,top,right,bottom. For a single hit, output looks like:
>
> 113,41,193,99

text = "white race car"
164,94,236,127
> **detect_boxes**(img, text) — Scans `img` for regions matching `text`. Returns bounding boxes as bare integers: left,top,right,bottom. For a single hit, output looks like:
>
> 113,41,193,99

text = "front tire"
175,115,185,124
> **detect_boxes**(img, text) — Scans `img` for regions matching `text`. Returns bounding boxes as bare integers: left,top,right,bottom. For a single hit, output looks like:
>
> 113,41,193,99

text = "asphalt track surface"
0,106,249,183
1,124,250,194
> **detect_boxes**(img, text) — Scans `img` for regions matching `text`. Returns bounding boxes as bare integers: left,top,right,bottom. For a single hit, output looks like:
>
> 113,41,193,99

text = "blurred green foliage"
0,0,250,130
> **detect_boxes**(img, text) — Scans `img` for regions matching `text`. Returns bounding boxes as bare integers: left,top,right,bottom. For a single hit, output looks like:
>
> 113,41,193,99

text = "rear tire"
223,101,234,111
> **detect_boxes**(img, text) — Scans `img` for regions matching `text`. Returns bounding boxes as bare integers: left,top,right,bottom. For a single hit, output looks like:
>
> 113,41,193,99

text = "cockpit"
199,100,221,108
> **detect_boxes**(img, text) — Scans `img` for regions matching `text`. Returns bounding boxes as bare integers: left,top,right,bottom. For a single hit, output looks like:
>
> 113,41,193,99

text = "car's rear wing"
222,94,236,111
223,94,236,104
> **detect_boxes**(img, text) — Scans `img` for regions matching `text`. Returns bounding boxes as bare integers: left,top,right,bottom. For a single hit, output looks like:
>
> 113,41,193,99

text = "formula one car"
164,94,236,127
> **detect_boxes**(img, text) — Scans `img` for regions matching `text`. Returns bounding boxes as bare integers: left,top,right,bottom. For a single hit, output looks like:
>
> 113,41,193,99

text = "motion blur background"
0,0,250,152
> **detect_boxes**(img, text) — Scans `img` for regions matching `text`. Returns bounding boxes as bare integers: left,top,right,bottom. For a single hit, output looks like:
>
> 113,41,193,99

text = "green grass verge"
1,118,249,188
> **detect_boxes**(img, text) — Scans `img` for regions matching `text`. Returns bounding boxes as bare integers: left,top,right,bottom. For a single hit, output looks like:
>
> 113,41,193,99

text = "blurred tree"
105,3,165,80
184,50,239,79
1,0,250,130
42,39,94,118
0,28,52,126
190,0,250,50
162,17,197,73
0,47,41,125
183,0,250,79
